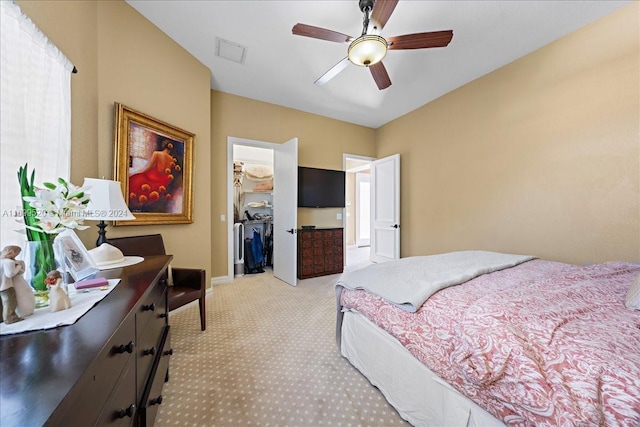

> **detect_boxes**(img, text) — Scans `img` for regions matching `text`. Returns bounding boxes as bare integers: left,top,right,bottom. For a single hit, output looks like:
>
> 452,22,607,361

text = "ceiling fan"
292,0,453,90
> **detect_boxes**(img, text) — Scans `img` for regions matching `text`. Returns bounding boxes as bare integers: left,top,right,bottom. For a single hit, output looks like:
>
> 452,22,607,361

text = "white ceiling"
127,0,631,129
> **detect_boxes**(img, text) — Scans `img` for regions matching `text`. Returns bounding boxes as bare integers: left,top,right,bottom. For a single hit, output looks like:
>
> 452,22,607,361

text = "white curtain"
0,1,74,247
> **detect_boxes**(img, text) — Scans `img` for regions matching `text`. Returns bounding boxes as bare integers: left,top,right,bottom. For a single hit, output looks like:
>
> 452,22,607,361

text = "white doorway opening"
355,172,370,247
343,154,374,266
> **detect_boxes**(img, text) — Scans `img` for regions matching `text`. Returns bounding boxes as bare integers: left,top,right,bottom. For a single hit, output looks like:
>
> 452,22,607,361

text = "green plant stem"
18,164,56,291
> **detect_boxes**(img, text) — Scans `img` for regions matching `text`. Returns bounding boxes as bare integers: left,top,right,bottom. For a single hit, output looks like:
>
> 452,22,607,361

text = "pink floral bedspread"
339,259,640,426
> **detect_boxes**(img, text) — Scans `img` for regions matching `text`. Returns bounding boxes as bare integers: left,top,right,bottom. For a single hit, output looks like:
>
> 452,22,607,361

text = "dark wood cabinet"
297,228,344,279
0,255,173,427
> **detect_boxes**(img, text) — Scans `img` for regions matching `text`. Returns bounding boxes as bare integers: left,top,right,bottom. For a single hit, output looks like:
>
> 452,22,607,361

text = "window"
0,1,74,247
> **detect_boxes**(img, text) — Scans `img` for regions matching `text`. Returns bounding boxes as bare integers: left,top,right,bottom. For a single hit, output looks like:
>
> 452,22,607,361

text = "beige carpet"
155,269,408,427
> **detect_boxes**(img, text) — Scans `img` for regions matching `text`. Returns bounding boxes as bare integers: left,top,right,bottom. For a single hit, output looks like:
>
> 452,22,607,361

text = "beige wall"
376,3,640,265
18,1,213,279
210,91,376,276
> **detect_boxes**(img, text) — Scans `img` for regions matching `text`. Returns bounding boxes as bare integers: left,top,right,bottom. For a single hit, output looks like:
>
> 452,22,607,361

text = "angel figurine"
1,245,35,319
46,270,72,312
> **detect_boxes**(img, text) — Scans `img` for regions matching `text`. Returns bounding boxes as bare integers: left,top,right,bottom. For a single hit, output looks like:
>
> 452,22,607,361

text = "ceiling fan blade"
370,0,399,31
292,23,353,43
387,30,453,50
369,61,391,90
315,57,350,86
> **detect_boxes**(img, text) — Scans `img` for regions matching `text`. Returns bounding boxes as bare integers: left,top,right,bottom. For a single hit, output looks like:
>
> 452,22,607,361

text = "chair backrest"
107,234,167,257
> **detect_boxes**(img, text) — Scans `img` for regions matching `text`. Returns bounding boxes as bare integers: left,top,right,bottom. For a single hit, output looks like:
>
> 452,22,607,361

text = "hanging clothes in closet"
264,223,273,267
233,161,244,223
244,228,265,274
251,228,264,265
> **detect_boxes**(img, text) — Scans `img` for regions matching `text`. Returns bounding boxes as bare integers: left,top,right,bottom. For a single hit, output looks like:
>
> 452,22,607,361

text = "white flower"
23,178,91,234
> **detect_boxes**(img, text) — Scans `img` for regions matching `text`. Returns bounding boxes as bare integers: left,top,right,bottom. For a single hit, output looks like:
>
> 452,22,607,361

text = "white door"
273,138,298,286
370,154,400,263
355,172,371,247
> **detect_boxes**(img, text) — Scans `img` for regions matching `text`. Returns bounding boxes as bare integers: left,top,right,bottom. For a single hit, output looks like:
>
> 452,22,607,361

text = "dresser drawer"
136,286,167,398
96,356,136,426
58,313,136,425
136,281,168,339
139,326,172,427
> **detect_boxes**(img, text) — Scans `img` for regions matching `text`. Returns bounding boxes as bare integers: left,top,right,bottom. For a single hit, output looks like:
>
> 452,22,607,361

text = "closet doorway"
227,137,298,285
233,144,273,275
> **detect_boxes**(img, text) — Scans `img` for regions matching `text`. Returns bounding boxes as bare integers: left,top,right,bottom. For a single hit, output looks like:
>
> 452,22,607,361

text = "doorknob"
391,224,399,229
286,228,296,234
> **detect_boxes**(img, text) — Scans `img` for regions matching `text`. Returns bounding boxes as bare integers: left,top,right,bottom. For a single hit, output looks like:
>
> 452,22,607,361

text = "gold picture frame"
113,103,194,225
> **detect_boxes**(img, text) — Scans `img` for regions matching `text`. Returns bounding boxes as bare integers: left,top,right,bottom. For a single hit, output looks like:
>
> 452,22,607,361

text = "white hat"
88,243,126,266
87,244,144,270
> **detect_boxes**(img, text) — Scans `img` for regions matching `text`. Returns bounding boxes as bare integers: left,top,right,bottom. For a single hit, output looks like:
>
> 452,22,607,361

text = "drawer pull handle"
143,346,156,356
115,341,134,354
163,348,174,356
116,404,136,418
149,395,163,406
159,312,168,319
142,303,156,312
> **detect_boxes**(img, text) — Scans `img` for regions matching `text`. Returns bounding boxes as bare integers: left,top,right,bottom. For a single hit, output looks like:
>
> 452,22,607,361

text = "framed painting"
113,103,194,225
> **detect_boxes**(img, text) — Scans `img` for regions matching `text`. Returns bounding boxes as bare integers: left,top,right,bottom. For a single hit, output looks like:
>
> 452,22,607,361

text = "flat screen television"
298,166,345,208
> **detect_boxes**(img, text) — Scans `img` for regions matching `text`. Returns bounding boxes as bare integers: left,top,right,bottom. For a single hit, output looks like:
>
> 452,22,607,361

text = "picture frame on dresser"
55,229,98,281
113,102,194,226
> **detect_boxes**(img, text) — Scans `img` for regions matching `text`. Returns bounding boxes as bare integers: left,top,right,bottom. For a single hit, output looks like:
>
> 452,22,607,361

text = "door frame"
226,137,279,281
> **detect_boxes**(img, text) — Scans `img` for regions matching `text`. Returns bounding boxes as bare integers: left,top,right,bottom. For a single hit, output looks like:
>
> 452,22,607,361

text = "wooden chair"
107,234,206,331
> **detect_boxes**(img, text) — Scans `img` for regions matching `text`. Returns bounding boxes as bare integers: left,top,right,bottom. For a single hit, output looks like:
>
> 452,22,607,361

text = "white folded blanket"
336,250,534,312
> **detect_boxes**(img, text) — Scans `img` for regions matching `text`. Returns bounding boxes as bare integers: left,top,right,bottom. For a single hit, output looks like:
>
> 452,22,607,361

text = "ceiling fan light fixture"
348,35,387,67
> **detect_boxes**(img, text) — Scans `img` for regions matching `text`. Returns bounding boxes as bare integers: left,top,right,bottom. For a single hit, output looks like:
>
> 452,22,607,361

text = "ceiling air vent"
215,37,247,65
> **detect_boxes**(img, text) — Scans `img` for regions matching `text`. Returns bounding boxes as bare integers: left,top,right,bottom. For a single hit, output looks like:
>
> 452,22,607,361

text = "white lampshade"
83,178,135,221
348,35,388,67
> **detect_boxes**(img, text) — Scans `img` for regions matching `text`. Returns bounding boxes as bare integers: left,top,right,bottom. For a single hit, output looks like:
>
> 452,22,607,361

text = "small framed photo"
55,229,98,281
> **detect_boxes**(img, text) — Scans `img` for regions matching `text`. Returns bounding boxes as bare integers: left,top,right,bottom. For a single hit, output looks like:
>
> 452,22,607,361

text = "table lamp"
83,178,135,246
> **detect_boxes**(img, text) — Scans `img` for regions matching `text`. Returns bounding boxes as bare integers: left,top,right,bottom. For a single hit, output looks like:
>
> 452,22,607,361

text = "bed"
335,251,640,426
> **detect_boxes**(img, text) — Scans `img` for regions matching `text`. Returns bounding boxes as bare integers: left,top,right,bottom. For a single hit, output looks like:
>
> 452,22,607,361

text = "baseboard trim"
211,275,232,286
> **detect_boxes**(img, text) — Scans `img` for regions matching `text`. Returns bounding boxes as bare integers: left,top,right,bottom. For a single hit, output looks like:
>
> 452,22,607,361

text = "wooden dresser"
0,255,172,427
297,228,344,279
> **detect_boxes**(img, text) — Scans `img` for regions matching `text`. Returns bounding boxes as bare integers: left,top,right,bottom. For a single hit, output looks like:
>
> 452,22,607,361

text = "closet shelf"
243,190,273,194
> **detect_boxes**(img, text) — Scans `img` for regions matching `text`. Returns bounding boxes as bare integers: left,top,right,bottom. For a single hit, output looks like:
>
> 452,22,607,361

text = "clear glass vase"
24,239,58,308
